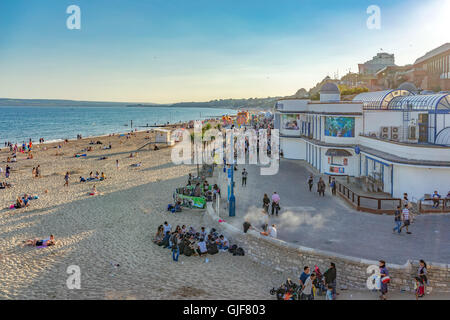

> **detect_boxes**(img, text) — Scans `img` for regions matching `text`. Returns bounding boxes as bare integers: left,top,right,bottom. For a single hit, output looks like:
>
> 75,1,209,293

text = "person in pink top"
271,192,280,216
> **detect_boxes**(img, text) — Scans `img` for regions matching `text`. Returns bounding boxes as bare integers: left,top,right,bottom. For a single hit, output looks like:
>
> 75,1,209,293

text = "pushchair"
270,279,301,300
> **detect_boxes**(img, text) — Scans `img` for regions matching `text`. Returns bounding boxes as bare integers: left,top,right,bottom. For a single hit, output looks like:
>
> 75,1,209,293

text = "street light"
228,129,236,217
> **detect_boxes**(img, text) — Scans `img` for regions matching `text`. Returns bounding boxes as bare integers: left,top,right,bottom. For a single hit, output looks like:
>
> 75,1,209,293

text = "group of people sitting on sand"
153,222,230,261
79,171,106,182
23,235,55,247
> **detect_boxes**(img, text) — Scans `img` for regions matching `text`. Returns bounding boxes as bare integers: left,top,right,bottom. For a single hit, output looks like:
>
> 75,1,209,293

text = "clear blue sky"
0,0,448,103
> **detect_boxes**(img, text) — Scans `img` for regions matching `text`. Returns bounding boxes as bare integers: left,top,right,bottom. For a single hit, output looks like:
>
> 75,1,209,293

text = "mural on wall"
325,117,355,137
281,114,300,131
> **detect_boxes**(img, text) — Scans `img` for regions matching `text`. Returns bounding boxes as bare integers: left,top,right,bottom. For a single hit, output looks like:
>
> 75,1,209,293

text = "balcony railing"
336,181,401,214
418,198,450,213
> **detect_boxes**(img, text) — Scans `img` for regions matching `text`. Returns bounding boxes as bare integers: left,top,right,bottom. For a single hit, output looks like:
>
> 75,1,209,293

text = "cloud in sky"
0,0,448,103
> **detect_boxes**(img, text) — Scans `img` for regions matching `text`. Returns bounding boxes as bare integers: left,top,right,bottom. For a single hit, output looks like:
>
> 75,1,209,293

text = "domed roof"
397,82,418,93
320,82,340,94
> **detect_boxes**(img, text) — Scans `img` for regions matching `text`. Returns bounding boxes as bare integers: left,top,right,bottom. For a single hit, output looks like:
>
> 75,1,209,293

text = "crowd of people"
153,222,235,262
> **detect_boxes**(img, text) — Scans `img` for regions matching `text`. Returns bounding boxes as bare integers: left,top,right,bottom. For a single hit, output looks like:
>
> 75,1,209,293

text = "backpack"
235,247,245,256
184,245,193,256
207,243,219,255
229,244,238,254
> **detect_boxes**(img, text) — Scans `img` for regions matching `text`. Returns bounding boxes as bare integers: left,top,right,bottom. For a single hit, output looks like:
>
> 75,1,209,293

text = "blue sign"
355,145,360,154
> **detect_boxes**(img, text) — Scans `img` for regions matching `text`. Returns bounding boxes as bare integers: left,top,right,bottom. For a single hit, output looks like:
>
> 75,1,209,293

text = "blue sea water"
0,106,236,144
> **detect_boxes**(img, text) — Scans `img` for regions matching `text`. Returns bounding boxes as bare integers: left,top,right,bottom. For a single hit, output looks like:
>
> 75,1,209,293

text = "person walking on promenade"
317,177,326,197
399,204,412,234
393,205,402,234
262,193,270,213
116,159,120,170
379,260,389,300
402,192,414,223
323,262,337,300
271,192,280,216
241,168,248,187
307,174,314,192
330,178,337,196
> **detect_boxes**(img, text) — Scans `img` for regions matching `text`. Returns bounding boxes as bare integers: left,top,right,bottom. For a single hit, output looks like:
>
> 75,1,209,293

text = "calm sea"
0,106,236,144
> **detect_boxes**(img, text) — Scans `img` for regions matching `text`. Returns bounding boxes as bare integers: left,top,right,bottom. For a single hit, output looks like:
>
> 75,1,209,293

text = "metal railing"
418,198,450,213
336,181,401,214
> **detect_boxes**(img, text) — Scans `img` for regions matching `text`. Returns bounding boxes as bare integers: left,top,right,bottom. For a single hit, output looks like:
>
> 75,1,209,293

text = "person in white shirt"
301,273,316,300
163,221,172,235
200,227,208,239
268,224,277,238
399,205,412,234
260,224,277,238
196,238,208,256
217,235,229,250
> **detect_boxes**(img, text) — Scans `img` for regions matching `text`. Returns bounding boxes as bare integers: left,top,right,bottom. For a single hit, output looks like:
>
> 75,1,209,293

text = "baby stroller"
313,265,326,296
270,279,301,300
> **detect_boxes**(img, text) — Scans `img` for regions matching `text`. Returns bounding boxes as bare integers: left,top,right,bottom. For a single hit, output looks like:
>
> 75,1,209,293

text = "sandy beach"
1,124,448,300
0,124,289,300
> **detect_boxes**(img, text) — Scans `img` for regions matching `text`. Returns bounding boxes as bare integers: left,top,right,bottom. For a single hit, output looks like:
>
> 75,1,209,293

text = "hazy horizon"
0,0,448,103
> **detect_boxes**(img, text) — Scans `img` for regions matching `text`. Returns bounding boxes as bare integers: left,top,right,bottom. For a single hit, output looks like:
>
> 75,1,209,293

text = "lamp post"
228,130,236,217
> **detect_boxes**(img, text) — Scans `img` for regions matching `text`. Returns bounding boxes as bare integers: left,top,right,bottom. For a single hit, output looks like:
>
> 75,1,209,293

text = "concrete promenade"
216,159,450,265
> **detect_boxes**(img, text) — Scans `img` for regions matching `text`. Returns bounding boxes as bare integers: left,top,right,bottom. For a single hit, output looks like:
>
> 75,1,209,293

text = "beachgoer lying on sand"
0,181,12,189
23,235,55,247
131,162,142,167
15,197,26,208
80,176,87,183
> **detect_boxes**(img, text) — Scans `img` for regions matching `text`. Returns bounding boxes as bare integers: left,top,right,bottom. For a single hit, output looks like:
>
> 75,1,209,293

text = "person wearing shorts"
399,205,412,234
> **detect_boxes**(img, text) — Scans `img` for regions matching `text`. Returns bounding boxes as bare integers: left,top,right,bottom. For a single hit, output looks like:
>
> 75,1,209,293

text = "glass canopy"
388,94,450,111
353,89,413,109
353,90,450,112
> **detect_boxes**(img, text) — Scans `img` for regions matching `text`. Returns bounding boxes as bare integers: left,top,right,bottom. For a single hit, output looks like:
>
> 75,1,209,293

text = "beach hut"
155,128,175,146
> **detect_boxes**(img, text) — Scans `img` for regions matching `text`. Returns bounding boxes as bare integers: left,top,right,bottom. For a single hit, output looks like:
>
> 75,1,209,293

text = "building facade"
274,82,450,200
413,43,450,92
358,52,396,76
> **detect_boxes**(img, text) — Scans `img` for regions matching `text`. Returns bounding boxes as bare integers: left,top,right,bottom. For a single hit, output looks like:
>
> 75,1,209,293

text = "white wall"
393,165,450,200
276,99,309,112
280,138,305,160
358,135,450,161
363,111,404,135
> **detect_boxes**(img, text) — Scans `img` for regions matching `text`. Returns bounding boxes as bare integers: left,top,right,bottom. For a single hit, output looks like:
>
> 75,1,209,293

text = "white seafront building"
274,82,450,200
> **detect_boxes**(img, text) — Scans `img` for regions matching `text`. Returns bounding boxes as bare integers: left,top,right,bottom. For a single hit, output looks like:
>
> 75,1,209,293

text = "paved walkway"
216,159,450,265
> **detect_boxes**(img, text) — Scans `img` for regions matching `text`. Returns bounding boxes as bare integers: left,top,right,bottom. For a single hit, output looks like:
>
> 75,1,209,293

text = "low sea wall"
205,203,450,293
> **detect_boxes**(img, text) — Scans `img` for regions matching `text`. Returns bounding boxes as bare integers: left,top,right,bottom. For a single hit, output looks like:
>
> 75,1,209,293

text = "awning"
325,149,352,157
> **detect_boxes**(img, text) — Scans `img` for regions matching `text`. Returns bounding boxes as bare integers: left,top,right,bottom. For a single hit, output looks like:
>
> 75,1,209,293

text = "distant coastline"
0,97,278,110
